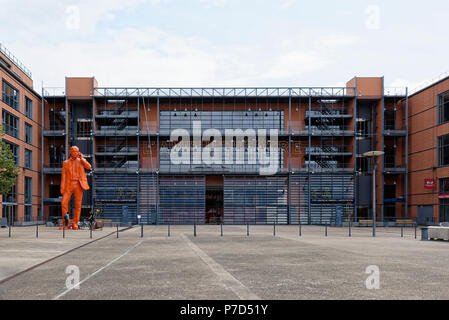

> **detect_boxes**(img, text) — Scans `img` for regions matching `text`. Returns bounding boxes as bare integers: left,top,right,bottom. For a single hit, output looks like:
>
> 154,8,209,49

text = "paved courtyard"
0,225,448,300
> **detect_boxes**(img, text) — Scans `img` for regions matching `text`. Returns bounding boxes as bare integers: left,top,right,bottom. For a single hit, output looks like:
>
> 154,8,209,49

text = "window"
2,110,19,138
439,178,449,222
25,149,32,169
76,119,92,138
384,145,396,168
25,176,33,222
438,91,449,124
440,178,449,193
2,180,17,203
2,140,19,166
384,184,396,199
25,177,32,204
2,80,20,110
25,123,32,144
438,134,449,167
384,108,396,130
357,156,370,173
25,97,33,119
24,206,32,222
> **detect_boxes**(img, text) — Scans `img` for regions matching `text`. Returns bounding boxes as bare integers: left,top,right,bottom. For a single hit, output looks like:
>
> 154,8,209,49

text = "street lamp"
363,151,385,237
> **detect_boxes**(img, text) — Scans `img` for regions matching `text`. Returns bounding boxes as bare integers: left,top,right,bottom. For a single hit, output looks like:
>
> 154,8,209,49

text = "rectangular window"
76,119,92,138
2,80,20,110
25,123,32,144
25,149,32,170
438,91,449,124
439,178,449,193
2,110,19,138
25,97,33,119
384,145,396,168
25,177,32,204
2,180,17,203
2,140,19,166
438,134,449,167
24,206,32,222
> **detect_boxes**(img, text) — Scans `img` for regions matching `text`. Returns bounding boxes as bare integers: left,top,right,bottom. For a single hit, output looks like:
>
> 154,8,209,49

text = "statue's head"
70,146,80,159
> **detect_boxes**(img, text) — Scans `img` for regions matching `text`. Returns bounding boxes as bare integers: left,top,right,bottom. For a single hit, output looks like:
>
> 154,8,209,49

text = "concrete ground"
0,224,448,300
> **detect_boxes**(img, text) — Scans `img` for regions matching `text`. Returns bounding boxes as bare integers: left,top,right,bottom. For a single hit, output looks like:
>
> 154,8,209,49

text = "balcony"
96,109,138,119
95,145,138,156
294,161,353,173
95,158,138,173
94,125,139,136
305,109,352,119
299,125,353,136
305,145,352,156
383,164,407,174
43,163,63,174
43,125,66,137
384,125,407,137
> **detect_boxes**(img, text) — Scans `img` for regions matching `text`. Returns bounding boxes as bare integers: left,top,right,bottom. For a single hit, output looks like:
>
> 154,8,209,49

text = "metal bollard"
299,224,302,237
415,224,417,239
221,223,223,237
168,224,170,237
63,226,65,239
421,227,428,241
325,225,328,237
9,223,11,238
141,224,143,238
273,222,276,237
349,222,352,237
247,223,249,236
90,223,93,239
117,224,119,238
36,224,39,238
194,223,197,237
401,226,404,238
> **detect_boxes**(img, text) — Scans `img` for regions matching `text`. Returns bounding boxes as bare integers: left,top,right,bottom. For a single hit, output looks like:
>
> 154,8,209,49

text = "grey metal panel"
94,174,138,225
292,174,354,225
159,176,205,224
223,176,288,225
356,175,372,206
139,174,158,224
290,175,309,224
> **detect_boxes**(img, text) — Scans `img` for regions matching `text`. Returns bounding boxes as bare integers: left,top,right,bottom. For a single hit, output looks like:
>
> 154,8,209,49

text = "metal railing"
0,43,32,78
384,87,407,97
44,162,64,169
96,145,138,153
305,145,351,154
409,71,449,96
94,87,356,98
96,109,138,117
43,87,66,97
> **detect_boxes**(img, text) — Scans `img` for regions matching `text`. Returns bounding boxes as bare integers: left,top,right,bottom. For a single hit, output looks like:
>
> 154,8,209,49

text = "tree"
0,126,19,195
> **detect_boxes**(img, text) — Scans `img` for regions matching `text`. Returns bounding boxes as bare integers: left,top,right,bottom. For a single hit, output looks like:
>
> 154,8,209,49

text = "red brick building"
0,43,42,225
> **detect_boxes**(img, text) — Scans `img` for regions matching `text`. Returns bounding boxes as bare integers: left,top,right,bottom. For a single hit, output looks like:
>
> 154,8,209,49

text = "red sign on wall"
424,179,435,189
439,193,449,199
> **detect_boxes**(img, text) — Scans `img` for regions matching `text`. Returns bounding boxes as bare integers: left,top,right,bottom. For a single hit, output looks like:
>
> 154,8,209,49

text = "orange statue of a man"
60,146,92,230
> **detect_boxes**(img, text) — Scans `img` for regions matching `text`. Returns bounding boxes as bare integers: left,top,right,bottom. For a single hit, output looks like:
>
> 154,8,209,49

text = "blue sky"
1,0,448,92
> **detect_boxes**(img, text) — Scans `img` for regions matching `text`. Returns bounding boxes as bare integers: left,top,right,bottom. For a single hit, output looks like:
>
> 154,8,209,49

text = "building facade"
41,76,411,225
408,77,449,225
0,44,42,225
1,44,448,226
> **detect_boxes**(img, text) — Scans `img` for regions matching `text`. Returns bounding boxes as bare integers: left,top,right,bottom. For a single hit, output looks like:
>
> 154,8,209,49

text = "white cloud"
281,0,295,9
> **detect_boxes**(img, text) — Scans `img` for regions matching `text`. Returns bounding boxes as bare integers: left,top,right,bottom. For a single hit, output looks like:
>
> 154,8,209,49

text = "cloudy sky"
1,0,448,93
